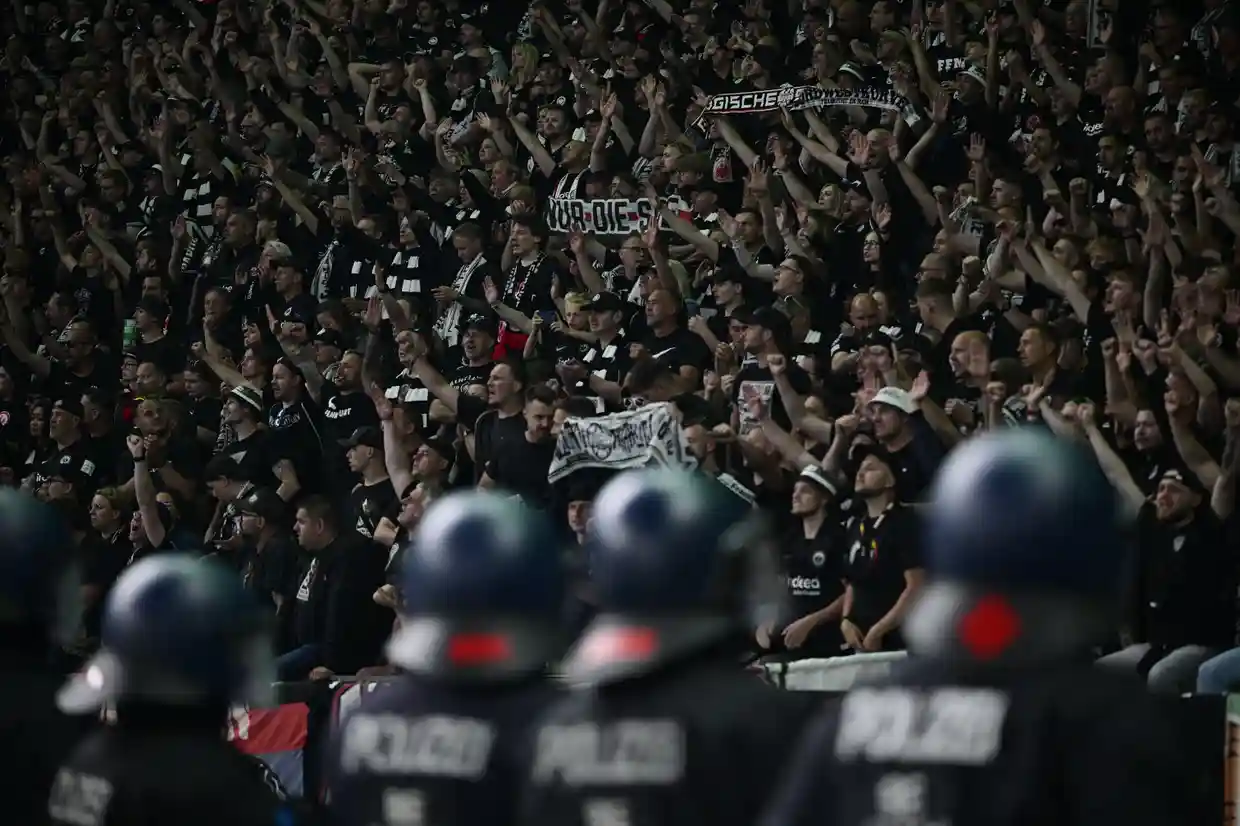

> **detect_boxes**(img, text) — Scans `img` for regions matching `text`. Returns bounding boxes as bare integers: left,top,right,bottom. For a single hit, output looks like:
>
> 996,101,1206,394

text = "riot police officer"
0,489,89,825
520,469,816,826
326,491,568,826
50,554,292,826
761,429,1198,826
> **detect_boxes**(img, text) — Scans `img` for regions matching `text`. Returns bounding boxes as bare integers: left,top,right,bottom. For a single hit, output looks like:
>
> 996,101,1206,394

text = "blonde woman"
509,42,539,93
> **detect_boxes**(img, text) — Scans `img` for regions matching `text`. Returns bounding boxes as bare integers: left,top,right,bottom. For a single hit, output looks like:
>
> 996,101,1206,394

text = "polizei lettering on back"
339,713,495,778
531,720,686,786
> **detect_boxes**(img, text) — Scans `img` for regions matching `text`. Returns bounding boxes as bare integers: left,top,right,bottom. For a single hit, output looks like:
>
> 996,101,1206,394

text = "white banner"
548,402,696,483
545,197,658,235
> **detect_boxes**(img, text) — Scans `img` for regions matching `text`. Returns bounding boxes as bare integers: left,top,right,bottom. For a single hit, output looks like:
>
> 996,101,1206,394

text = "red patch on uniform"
447,633,512,665
958,596,1021,660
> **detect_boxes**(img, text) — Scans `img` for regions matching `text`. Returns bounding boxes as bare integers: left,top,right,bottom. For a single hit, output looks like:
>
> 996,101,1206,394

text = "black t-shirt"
732,361,813,435
448,358,493,391
637,325,712,377
782,520,847,623
79,527,132,641
485,434,556,510
348,478,398,543
118,435,203,501
45,358,115,405
186,395,223,444
321,384,379,484
267,395,325,494
132,334,184,379
35,438,106,491
241,533,299,615
221,430,280,491
1133,503,1233,648
883,434,942,505
456,394,528,484
841,502,921,647
63,268,115,336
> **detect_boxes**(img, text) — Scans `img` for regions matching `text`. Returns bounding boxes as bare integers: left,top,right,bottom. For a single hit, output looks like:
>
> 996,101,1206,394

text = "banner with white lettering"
546,197,657,235
694,84,918,127
548,402,696,483
545,195,693,235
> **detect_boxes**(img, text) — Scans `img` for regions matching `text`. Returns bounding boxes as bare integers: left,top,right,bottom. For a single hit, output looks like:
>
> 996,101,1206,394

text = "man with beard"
508,104,585,198
1082,403,1231,693
478,385,557,510
266,359,320,499
838,447,924,654
235,487,298,630
29,399,105,494
849,386,945,502
451,314,497,390
731,310,811,435
0,316,112,404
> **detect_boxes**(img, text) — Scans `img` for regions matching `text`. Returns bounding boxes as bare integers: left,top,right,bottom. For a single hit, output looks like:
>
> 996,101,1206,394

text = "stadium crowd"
0,0,1238,693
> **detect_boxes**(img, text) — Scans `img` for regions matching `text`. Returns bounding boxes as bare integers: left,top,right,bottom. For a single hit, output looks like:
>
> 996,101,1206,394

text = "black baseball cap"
282,304,314,327
339,426,384,450
733,305,792,342
710,265,747,286
40,460,89,490
1160,467,1207,495
314,329,346,349
582,291,624,312
463,313,498,337
237,487,286,522
862,329,898,349
204,454,246,482
52,397,85,419
421,436,455,468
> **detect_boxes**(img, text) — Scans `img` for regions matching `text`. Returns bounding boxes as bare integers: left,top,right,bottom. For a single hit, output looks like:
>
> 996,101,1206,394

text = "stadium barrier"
229,652,1224,823
756,651,909,691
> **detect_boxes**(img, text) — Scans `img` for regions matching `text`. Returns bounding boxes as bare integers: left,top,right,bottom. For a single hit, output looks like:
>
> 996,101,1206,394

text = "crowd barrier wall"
226,653,1225,823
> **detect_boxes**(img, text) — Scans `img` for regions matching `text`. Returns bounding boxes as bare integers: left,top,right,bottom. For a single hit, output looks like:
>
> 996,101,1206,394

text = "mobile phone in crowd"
538,310,558,325
685,299,701,317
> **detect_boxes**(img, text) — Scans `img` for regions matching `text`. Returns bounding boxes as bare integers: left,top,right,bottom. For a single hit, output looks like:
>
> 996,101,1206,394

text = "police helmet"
923,428,1129,595
58,555,274,714
386,491,567,680
0,488,77,645
563,469,781,686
